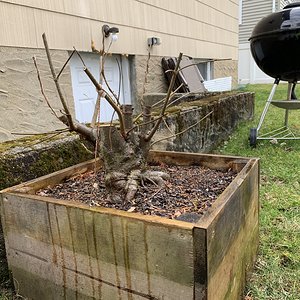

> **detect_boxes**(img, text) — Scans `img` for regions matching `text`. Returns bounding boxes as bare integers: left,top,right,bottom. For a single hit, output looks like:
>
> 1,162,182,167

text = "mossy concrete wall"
0,134,93,190
152,91,254,153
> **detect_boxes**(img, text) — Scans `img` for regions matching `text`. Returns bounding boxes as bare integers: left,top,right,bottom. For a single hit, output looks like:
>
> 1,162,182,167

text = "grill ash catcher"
249,2,300,147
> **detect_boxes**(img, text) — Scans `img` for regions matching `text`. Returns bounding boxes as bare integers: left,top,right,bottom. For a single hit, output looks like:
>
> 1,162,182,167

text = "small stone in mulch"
37,165,237,222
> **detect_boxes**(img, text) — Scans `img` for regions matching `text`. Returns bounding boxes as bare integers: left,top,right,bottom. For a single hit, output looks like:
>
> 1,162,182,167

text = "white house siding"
279,0,299,9
239,0,273,44
0,0,239,141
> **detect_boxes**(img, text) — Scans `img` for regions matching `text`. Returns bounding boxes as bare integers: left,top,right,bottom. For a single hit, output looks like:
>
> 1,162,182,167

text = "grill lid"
249,1,300,81
249,3,300,41
284,2,300,9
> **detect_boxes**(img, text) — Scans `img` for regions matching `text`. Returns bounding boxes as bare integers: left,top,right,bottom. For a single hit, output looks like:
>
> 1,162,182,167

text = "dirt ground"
38,164,237,222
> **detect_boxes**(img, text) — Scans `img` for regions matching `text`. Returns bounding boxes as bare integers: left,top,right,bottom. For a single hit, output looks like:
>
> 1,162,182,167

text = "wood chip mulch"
37,165,237,222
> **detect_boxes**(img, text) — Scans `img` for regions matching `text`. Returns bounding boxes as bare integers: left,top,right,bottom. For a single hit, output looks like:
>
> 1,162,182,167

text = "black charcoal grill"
248,2,300,146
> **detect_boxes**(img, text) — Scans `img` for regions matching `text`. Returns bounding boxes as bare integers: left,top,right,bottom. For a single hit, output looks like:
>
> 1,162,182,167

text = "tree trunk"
99,125,150,203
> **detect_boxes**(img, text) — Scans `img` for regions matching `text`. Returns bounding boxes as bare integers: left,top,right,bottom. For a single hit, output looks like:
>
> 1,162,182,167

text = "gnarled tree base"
105,169,170,203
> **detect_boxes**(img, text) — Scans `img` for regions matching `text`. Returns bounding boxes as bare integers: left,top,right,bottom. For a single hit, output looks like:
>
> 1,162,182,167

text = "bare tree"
37,33,206,203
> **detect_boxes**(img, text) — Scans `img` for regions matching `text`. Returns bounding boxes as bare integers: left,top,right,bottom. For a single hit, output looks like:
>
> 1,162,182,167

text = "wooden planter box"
0,151,259,300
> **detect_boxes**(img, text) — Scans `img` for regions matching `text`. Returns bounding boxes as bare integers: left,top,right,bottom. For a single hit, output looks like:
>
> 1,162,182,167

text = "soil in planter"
37,165,237,222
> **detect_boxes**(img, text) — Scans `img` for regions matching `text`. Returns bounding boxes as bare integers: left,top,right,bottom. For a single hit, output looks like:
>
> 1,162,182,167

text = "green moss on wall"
0,134,94,190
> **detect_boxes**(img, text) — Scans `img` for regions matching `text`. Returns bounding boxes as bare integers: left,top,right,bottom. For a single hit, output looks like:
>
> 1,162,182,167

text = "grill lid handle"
284,2,300,9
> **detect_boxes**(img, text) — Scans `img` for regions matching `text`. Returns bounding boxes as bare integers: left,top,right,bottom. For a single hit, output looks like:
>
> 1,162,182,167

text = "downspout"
272,0,276,12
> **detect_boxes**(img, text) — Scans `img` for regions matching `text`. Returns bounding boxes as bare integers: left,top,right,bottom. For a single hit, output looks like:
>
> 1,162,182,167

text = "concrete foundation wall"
0,46,239,142
214,60,238,88
132,55,169,111
0,47,74,141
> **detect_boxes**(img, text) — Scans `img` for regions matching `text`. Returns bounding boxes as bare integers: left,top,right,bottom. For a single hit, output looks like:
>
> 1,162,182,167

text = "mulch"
37,165,237,222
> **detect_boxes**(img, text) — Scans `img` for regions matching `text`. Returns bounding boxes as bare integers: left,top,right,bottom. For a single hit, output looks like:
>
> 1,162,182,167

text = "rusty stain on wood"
11,248,48,263
83,210,96,299
144,224,151,296
66,207,79,299
92,212,103,298
62,266,159,300
46,203,57,265
54,205,67,300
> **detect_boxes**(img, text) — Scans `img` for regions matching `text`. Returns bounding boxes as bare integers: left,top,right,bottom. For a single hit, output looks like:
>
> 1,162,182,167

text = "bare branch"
91,53,103,127
74,48,87,67
151,83,184,109
122,105,134,131
72,49,126,137
115,56,122,103
32,56,61,120
167,88,206,108
59,115,96,143
150,110,213,147
163,118,174,136
83,67,126,138
21,130,70,149
127,112,167,135
42,33,74,130
91,96,101,128
12,128,69,136
141,106,151,134
101,70,120,103
145,52,183,142
56,50,75,80
140,50,151,108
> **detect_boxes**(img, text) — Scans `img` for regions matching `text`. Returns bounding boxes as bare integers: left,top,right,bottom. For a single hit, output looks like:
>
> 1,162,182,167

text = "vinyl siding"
239,0,300,44
279,0,299,9
0,0,239,60
239,0,273,44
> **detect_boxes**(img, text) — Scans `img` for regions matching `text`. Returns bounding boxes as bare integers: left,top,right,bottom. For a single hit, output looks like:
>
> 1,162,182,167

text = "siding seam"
1,0,237,48
195,0,239,21
134,0,238,34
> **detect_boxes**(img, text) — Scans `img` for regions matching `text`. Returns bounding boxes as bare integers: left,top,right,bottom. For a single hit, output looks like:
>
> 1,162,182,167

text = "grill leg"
284,82,295,127
257,80,279,132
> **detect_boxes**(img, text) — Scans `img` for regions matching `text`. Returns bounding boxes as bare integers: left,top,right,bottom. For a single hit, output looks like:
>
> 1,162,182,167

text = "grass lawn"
0,84,299,299
215,84,300,299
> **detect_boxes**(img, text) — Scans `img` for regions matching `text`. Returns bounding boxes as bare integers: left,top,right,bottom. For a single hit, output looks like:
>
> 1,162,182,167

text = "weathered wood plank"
149,150,250,172
206,194,259,299
205,160,259,299
193,227,208,299
1,193,194,299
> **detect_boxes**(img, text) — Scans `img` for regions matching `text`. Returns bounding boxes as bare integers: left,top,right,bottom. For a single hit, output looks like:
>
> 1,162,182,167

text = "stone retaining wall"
0,134,93,190
152,91,254,153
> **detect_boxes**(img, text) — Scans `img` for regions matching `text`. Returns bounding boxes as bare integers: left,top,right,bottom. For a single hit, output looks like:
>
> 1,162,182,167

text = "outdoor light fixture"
147,37,161,47
102,24,119,41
